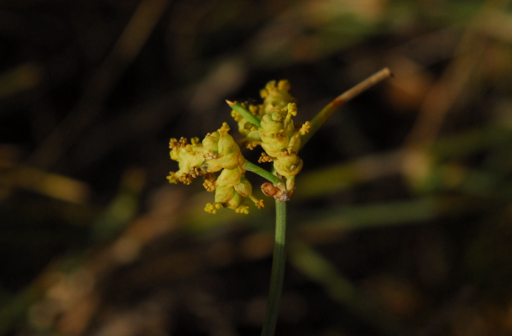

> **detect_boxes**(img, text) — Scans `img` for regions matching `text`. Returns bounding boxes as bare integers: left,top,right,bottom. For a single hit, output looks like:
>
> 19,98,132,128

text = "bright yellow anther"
284,103,297,125
204,202,223,214
178,174,194,185
299,121,311,135
286,148,295,156
253,199,265,209
235,204,249,214
204,203,217,214
203,179,215,191
166,172,178,184
169,138,179,149
218,122,230,135
185,144,194,152
204,152,218,160
258,152,274,163
231,110,242,121
190,167,204,178
278,79,291,91
247,141,260,150
265,80,277,92
249,105,259,115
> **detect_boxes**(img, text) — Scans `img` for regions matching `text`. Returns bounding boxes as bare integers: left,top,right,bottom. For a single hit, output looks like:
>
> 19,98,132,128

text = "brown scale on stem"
261,182,294,202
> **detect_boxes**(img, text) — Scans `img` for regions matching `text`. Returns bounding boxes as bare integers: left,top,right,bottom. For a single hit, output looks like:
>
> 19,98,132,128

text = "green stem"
300,68,392,150
245,159,281,184
261,200,287,336
226,100,262,128
248,70,390,335
243,159,287,335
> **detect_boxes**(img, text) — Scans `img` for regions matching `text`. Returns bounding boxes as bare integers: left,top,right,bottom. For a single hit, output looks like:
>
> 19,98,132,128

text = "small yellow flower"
260,80,296,114
235,204,249,215
253,199,265,209
169,122,265,214
299,121,311,135
169,79,308,212
205,202,222,214
258,152,274,163
166,171,178,184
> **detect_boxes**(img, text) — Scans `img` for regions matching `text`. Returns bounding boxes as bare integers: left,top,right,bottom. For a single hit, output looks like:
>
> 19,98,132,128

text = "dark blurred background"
1,0,512,335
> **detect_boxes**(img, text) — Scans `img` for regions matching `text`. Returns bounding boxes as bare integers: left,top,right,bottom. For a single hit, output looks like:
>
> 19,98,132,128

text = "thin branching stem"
247,69,392,336
226,100,262,128
245,159,281,184
300,68,392,150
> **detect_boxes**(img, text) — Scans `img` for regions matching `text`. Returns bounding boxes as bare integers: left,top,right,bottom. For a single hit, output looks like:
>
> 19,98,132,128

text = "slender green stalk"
261,199,287,336
244,159,287,336
250,70,392,336
226,100,262,128
245,159,281,184
300,68,392,150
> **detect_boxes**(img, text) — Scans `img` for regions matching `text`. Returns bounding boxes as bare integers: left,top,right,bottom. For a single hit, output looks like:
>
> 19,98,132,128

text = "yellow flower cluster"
232,80,310,196
168,79,308,213
167,123,264,214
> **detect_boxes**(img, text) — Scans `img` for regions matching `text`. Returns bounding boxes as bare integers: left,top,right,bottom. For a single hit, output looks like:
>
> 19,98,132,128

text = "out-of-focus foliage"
1,0,512,335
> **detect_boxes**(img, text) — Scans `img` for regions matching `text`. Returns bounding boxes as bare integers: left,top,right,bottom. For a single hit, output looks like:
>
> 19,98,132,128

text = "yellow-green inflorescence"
168,79,308,213
167,122,264,214
231,80,310,195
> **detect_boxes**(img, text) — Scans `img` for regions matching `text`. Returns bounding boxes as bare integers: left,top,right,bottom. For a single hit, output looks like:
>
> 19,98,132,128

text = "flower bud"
234,177,252,197
202,132,219,152
225,191,242,209
215,185,235,203
216,167,242,187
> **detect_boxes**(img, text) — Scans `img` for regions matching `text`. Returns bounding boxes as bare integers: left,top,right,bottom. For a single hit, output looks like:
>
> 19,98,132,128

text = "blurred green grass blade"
295,195,492,233
295,151,403,199
0,287,39,334
296,125,512,201
91,169,145,242
296,197,439,231
430,125,512,161
289,240,413,336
